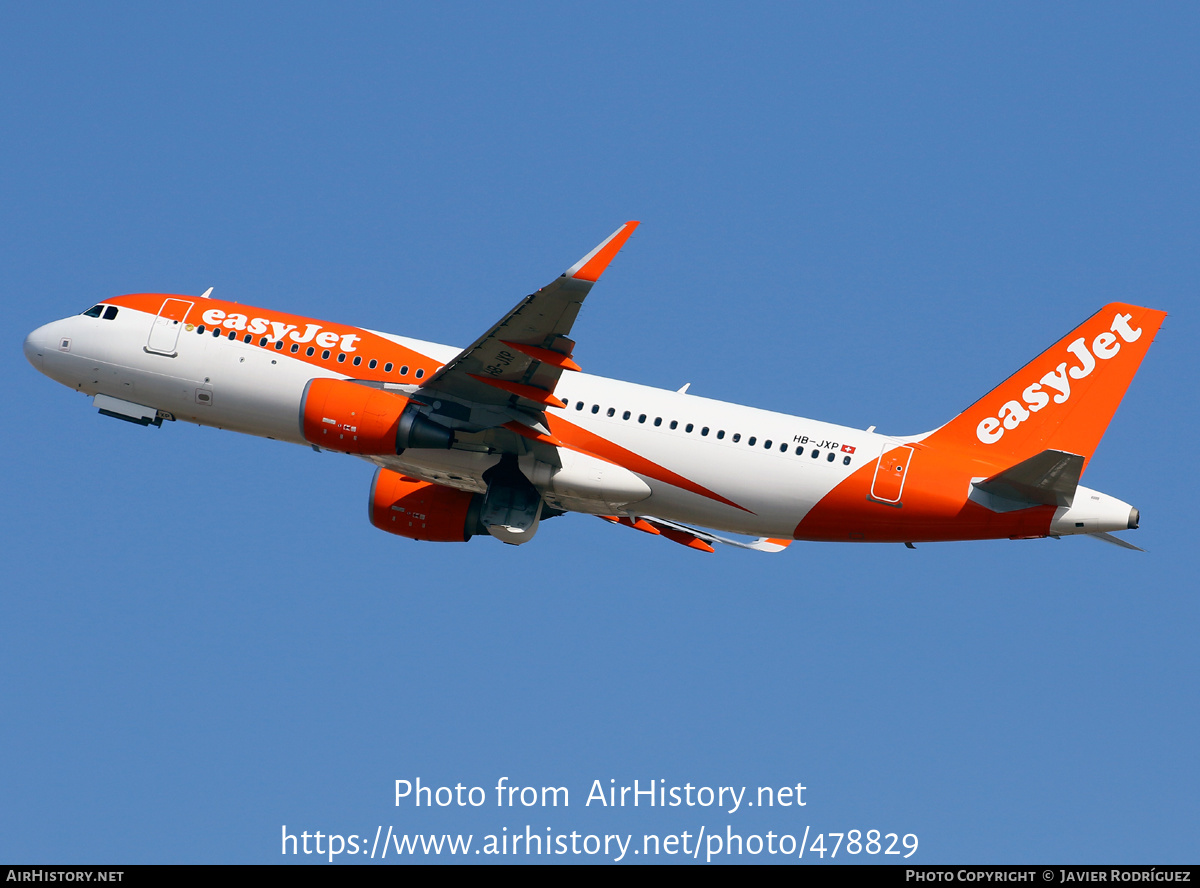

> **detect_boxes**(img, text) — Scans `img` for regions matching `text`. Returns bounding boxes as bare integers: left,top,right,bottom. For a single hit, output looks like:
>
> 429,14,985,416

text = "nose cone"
24,324,50,372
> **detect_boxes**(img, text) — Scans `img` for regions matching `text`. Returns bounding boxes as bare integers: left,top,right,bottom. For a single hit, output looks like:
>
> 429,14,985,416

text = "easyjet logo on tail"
976,312,1143,445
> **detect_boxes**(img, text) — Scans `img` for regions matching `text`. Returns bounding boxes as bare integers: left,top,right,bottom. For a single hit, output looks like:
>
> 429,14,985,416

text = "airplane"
23,222,1165,553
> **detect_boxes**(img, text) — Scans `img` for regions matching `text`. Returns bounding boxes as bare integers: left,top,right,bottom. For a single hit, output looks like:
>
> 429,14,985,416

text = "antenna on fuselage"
199,287,214,299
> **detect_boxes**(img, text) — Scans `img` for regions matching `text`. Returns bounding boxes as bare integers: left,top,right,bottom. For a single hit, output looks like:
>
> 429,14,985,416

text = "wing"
600,514,793,555
412,222,639,442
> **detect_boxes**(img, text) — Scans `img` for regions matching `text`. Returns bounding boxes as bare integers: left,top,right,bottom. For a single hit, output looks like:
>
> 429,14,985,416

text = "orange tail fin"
924,303,1166,472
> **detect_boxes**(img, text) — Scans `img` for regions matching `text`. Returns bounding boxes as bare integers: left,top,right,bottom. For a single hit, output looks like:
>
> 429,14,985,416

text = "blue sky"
2,2,1197,864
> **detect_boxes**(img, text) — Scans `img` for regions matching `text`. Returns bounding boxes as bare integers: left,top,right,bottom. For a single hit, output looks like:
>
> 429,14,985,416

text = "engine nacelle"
369,468,483,542
300,378,453,454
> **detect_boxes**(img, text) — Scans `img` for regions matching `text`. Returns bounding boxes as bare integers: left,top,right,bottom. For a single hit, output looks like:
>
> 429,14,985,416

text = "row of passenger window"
567,400,853,465
193,324,426,378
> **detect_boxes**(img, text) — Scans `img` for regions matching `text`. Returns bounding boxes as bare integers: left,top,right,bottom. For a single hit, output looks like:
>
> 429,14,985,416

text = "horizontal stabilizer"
1088,531,1145,552
973,449,1084,509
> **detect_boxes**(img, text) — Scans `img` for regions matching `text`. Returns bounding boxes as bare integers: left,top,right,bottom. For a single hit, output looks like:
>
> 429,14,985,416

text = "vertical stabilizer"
923,303,1165,472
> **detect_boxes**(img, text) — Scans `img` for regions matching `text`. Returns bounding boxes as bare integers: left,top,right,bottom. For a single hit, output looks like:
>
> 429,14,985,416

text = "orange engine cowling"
369,468,483,542
301,378,455,453
301,378,408,454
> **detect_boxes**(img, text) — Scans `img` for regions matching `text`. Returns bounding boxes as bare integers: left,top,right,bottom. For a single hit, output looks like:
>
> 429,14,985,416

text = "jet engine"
368,468,484,542
300,378,453,454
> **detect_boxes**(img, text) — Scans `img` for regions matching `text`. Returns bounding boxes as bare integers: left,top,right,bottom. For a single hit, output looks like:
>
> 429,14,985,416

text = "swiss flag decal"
841,444,856,454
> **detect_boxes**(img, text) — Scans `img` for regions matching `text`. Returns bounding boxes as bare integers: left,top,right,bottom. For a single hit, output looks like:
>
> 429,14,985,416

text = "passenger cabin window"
592,405,599,414
733,433,741,442
717,430,725,439
622,411,631,420
811,449,819,458
654,417,662,426
353,356,362,366
669,420,678,430
748,437,757,446
384,362,393,372
369,359,378,369
827,452,835,462
103,306,119,320
337,353,346,363
685,423,694,433
415,368,425,379
307,347,315,356
82,305,103,318
400,365,409,375
843,455,852,465
322,350,331,359
244,334,252,343
607,408,616,417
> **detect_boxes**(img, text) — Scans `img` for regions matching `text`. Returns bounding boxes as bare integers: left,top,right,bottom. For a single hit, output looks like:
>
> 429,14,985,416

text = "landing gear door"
145,299,194,357
871,444,913,504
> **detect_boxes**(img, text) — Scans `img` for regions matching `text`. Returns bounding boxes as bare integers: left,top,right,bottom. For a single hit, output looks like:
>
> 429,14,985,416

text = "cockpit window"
103,306,119,320
82,305,103,318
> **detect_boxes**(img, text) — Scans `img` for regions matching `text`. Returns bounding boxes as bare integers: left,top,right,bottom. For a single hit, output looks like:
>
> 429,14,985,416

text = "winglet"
565,221,640,282
758,538,794,552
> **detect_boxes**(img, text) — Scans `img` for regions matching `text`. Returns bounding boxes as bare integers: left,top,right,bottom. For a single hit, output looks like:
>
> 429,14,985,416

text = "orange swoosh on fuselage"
547,415,754,514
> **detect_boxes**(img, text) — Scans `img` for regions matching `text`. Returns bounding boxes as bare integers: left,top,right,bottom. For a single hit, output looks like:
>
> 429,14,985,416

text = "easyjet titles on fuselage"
199,307,362,353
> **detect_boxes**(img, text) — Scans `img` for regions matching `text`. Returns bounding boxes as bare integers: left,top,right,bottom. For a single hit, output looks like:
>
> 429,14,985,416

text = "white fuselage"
25,296,1143,545
24,303,888,537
